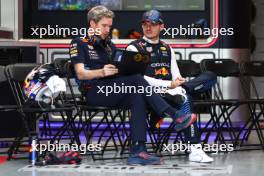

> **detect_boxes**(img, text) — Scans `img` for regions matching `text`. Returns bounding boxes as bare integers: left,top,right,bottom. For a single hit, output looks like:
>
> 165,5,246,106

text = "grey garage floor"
0,150,264,176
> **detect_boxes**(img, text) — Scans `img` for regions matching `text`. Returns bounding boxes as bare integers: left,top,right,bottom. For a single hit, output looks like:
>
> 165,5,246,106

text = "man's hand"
102,64,118,77
177,77,186,82
170,77,186,88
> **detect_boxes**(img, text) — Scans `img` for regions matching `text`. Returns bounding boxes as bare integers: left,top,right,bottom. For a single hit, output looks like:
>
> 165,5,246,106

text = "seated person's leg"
153,94,213,163
123,94,164,165
85,76,163,165
165,86,188,105
181,71,217,95
180,96,214,163
115,74,197,131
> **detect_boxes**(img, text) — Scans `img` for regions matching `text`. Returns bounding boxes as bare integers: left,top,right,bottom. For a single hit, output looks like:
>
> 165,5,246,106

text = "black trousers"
85,74,176,142
182,71,217,95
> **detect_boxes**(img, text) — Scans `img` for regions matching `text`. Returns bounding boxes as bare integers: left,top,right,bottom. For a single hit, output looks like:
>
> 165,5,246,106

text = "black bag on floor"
36,151,82,165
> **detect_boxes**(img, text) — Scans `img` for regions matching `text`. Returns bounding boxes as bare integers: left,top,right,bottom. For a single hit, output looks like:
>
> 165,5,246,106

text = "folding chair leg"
7,129,25,160
8,111,34,160
155,123,175,153
102,110,127,154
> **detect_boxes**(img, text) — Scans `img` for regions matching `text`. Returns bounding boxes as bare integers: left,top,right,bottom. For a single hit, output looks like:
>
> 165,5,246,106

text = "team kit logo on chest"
150,44,171,79
155,67,169,77
87,44,100,60
146,46,153,52
160,46,169,56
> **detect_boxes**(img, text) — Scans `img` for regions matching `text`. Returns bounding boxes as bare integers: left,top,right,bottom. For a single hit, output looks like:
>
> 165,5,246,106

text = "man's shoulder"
69,37,88,59
70,37,88,46
129,38,145,46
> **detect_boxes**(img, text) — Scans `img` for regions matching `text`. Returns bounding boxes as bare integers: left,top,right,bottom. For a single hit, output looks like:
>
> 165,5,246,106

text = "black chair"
237,61,264,148
178,60,202,78
200,59,263,148
0,65,19,150
0,66,17,112
4,63,77,159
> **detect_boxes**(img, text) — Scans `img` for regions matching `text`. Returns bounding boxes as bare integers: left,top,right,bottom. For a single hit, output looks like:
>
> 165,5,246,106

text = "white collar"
143,36,160,44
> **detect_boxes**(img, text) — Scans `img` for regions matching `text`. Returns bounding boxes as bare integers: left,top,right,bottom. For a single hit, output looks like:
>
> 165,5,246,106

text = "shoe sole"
189,159,214,163
189,154,214,163
127,162,163,166
127,158,164,166
190,161,213,163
